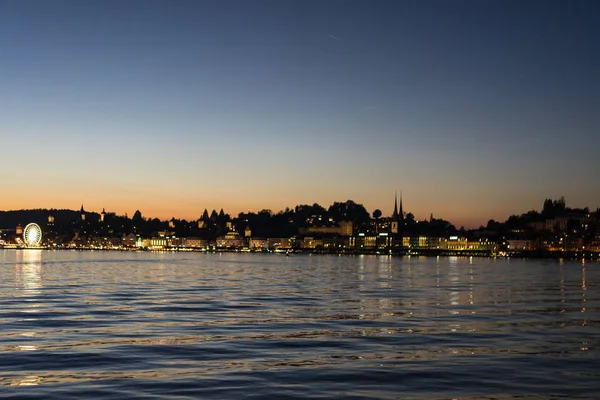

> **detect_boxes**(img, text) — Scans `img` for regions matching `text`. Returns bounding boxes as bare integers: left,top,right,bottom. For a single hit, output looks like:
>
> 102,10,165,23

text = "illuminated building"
299,221,352,236
437,237,496,252
122,233,137,247
267,237,292,250
80,205,86,221
322,236,351,248
168,237,185,247
300,237,323,249
100,208,106,223
186,237,209,248
586,239,600,253
249,238,267,250
507,239,537,251
217,231,245,248
404,236,433,249
148,237,167,249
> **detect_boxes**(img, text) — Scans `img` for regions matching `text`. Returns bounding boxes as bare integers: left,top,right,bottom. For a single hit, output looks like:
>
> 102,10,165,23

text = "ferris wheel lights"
23,223,42,247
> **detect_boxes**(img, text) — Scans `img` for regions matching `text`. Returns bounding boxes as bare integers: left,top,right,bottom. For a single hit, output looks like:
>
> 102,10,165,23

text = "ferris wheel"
23,223,42,247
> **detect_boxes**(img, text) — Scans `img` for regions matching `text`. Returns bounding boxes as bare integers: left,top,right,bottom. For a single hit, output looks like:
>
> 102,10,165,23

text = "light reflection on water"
15,250,43,294
0,250,598,399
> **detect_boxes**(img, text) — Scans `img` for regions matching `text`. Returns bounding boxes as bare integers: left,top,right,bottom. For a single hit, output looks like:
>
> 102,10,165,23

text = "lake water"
0,250,598,399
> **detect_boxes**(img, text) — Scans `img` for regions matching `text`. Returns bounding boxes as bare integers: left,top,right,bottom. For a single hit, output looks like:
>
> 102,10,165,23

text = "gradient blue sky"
1,0,599,227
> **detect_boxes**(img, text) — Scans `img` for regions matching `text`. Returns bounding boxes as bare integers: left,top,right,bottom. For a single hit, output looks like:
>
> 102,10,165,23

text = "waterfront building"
122,233,137,247
566,238,584,251
186,237,209,249
299,237,323,249
403,236,438,249
217,231,245,248
149,237,167,249
586,238,600,253
267,237,293,250
109,237,122,248
349,233,394,249
507,239,537,251
168,237,186,247
299,221,352,236
437,237,497,252
249,238,268,250
322,236,351,249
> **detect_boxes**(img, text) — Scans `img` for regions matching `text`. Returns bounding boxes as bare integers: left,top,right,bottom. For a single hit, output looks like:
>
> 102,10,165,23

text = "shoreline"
2,246,598,260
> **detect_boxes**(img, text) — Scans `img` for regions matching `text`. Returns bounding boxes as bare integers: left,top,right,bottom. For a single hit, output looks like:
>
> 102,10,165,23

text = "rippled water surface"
0,250,598,399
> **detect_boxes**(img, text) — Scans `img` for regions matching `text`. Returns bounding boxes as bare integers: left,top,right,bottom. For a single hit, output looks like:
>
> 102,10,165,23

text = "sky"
1,0,599,228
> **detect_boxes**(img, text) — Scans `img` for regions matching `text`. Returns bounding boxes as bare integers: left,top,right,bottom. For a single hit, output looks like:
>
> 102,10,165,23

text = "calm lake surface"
0,250,598,399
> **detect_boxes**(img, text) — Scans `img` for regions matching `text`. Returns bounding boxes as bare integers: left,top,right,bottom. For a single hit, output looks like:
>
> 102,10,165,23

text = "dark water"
0,250,598,399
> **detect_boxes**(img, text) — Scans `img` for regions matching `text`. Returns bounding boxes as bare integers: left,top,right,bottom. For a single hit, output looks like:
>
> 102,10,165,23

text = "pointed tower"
399,191,404,225
80,205,86,221
391,192,399,234
100,208,106,223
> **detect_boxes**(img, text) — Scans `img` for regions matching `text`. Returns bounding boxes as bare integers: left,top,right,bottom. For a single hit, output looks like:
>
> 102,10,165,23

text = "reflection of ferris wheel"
23,223,42,247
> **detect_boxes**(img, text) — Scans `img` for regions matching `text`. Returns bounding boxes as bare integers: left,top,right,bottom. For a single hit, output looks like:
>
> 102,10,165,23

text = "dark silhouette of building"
391,191,404,235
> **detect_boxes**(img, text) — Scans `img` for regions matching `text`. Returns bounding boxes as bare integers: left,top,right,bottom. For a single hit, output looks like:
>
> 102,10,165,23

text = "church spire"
399,191,404,223
392,191,399,219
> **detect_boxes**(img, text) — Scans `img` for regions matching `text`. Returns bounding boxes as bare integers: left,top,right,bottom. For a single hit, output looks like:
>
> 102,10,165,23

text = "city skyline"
1,192,596,231
2,0,599,228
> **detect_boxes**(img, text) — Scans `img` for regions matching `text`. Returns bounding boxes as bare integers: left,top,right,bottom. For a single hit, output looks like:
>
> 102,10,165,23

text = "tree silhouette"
201,209,209,220
328,200,370,229
132,210,144,222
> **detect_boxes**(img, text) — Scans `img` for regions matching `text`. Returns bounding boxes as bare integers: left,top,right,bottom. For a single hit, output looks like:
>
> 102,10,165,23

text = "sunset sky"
1,0,599,228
